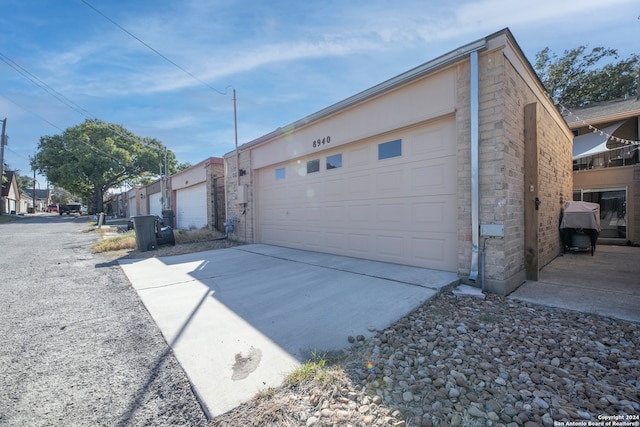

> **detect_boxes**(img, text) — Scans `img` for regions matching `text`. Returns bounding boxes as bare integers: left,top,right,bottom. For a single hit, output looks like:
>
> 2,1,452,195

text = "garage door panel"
256,118,457,272
377,170,404,193
325,205,345,222
347,203,373,224
324,231,345,250
410,234,457,271
377,234,404,258
176,183,207,229
377,202,405,224
325,178,345,198
409,119,456,158
411,197,457,230
349,175,371,195
149,193,162,218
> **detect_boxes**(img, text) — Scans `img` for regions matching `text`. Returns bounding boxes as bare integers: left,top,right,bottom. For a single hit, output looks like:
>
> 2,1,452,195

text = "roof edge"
229,35,490,154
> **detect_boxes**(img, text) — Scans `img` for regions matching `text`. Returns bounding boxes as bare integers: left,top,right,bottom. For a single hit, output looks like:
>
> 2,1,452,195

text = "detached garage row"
126,157,225,231
224,28,574,295
169,157,225,231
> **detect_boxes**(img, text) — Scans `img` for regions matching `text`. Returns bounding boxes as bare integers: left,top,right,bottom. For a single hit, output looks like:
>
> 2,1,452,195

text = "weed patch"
92,233,137,253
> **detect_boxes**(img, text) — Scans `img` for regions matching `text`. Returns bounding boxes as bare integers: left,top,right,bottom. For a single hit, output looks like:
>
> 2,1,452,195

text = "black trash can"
156,225,176,246
132,215,158,252
162,209,174,228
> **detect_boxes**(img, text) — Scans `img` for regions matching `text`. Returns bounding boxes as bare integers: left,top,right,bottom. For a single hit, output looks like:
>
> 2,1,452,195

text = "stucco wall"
574,164,639,244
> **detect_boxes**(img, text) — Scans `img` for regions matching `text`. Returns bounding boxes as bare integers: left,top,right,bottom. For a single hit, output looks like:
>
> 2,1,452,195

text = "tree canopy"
535,46,639,108
35,119,180,213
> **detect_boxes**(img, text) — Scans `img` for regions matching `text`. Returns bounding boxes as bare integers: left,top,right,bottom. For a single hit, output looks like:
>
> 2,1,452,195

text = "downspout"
469,50,480,282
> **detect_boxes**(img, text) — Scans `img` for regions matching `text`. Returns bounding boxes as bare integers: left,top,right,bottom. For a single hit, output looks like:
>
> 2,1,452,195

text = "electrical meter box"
236,184,248,204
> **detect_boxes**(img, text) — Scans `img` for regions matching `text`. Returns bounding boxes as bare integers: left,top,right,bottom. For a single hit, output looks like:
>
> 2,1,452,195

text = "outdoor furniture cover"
560,201,601,232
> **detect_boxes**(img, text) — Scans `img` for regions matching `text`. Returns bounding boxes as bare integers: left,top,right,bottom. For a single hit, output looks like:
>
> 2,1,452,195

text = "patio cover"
572,121,626,160
560,201,601,232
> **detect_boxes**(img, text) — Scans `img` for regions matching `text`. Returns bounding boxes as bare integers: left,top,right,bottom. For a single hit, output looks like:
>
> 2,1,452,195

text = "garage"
176,183,207,229
226,29,575,294
148,192,163,218
128,194,137,218
256,117,458,272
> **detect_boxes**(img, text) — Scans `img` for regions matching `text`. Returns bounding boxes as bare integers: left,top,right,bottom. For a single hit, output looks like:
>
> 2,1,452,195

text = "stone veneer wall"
456,45,572,294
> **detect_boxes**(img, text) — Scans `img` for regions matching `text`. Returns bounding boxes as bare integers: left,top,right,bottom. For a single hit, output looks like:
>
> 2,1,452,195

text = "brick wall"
206,162,226,232
634,164,640,243
225,150,254,242
457,45,572,294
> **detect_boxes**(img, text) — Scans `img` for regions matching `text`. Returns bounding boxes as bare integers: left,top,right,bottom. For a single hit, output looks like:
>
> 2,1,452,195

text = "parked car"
47,204,58,213
59,203,82,215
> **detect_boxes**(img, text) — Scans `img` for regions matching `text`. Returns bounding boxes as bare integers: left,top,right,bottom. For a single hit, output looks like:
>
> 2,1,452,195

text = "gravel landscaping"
211,291,639,427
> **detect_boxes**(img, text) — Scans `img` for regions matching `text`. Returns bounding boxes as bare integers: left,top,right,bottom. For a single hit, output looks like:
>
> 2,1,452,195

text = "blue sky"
1,0,638,188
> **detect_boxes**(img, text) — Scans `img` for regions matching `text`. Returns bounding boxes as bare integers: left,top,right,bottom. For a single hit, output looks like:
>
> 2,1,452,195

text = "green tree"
35,119,179,213
535,46,639,108
14,171,34,194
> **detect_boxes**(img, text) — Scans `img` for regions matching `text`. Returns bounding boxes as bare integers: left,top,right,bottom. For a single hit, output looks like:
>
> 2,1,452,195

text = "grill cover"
560,201,601,232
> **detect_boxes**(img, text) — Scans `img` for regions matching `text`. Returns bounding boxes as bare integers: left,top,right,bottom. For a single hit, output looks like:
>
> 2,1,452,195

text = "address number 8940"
312,136,331,148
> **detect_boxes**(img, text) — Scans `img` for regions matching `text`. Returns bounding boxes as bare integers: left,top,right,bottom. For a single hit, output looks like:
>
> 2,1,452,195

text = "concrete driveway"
510,244,640,323
119,244,459,417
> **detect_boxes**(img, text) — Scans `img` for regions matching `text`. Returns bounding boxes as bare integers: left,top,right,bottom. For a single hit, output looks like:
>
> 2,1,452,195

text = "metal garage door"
176,183,207,229
148,192,163,218
256,117,458,272
128,195,137,218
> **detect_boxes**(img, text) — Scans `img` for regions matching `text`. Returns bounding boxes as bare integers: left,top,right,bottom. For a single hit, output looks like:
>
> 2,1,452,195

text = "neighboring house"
224,28,573,295
169,157,225,230
18,192,32,213
1,171,20,214
34,189,51,212
566,96,640,245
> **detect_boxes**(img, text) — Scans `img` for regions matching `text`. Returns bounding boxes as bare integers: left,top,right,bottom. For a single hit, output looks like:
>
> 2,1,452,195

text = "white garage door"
148,192,163,218
256,117,458,272
128,195,137,218
176,183,207,229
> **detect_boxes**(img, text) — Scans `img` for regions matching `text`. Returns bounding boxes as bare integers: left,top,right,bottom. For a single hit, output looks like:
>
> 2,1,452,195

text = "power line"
80,0,231,96
0,52,94,119
0,93,64,133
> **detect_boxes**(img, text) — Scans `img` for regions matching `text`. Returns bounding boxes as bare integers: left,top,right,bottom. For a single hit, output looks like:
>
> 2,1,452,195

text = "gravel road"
0,215,207,427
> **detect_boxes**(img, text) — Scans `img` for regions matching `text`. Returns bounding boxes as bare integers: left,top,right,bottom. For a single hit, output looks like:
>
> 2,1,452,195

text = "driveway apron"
118,244,459,417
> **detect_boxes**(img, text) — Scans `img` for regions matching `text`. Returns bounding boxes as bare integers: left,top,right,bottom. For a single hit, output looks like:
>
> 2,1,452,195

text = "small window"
275,167,285,180
326,154,342,170
307,159,320,174
378,139,402,160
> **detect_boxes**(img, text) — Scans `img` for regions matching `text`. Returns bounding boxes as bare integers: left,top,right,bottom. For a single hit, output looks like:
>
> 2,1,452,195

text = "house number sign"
312,136,331,148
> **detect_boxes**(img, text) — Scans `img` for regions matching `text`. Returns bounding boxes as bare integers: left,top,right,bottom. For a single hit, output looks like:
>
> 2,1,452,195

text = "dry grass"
92,233,137,252
211,355,353,427
91,225,242,260
0,214,22,224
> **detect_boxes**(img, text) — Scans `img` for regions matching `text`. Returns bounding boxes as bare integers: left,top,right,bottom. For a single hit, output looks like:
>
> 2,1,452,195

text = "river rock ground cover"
210,291,639,427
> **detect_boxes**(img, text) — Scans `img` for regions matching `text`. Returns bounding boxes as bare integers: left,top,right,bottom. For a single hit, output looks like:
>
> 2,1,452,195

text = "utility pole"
0,118,7,215
33,152,37,213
